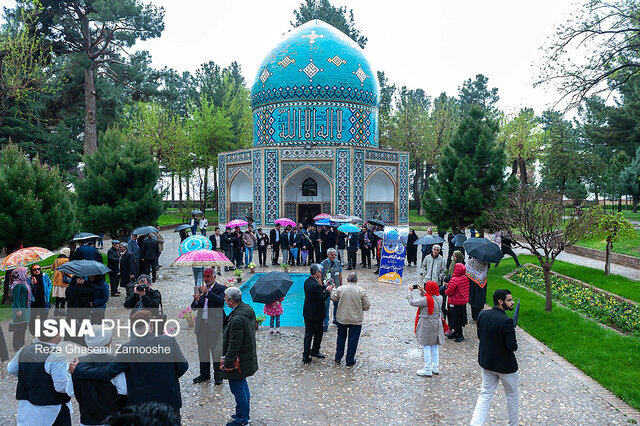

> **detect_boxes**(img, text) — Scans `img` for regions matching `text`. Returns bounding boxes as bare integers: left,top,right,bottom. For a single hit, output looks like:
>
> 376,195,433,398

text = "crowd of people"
3,224,521,426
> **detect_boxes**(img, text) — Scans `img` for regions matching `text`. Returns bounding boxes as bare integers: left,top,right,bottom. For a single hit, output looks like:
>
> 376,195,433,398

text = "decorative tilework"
365,150,399,162
348,107,372,144
252,150,262,226
252,86,378,110
365,164,397,181
218,155,226,225
299,59,323,82
301,30,324,44
335,149,350,215
282,162,332,180
322,202,331,215
227,151,253,164
398,153,409,224
353,64,368,85
264,150,279,225
281,148,333,159
255,106,276,145
328,55,346,67
278,56,295,68
227,164,252,181
353,150,365,219
230,202,253,221
366,202,394,224
259,68,272,86
284,203,297,221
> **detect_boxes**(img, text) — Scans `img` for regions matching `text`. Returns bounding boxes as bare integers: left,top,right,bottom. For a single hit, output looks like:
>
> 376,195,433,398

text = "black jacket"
303,276,330,321
280,231,290,249
124,288,161,315
140,238,160,262
347,233,359,252
118,250,137,287
191,283,225,334
209,233,222,251
257,233,269,250
72,334,188,410
476,307,518,373
221,231,234,251
269,229,281,246
107,247,120,274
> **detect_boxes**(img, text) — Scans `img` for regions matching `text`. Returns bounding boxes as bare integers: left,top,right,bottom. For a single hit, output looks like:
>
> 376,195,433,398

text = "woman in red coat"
445,263,470,342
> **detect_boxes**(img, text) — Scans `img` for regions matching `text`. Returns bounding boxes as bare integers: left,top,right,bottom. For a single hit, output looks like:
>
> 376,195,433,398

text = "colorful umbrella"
275,218,296,228
349,216,363,223
1,247,55,271
331,214,352,223
314,213,331,220
338,223,360,233
226,219,248,228
179,235,212,255
315,218,333,226
171,249,234,267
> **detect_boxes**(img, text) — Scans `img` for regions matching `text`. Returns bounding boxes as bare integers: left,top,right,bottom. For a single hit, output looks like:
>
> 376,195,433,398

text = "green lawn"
158,210,219,227
576,229,640,259
493,255,640,410
623,211,640,221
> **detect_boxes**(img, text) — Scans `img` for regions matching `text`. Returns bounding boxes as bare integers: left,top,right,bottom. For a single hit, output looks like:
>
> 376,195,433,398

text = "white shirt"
7,341,74,426
200,218,208,229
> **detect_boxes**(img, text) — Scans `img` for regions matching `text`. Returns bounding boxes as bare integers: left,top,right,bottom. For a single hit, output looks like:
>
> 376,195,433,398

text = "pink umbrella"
171,249,234,267
314,213,331,220
275,218,296,228
225,219,249,228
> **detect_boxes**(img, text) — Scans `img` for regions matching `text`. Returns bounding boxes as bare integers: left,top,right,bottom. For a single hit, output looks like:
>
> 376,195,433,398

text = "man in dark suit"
470,289,518,426
70,310,189,417
221,227,234,271
288,227,302,266
302,264,334,363
280,227,290,266
107,240,121,296
191,268,225,385
75,240,102,262
118,243,138,296
269,224,281,265
140,233,160,282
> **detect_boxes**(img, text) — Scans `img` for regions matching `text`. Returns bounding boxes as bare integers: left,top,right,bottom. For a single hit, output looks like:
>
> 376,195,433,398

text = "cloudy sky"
132,0,584,115
1,0,585,114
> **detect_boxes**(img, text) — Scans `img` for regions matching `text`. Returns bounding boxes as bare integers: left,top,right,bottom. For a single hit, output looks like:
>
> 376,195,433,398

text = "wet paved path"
0,230,637,425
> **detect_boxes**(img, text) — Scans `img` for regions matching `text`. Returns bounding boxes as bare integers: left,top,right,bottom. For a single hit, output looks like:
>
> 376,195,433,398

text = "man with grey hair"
303,264,335,363
321,248,342,331
331,272,370,366
221,286,258,426
420,244,446,285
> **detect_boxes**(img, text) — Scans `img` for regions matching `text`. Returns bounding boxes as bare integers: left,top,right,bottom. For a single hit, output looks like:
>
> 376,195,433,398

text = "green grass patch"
576,229,640,259
492,255,640,410
158,211,219,227
623,211,640,221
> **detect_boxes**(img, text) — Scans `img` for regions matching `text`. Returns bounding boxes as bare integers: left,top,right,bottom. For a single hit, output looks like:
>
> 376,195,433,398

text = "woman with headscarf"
406,229,419,266
27,263,52,337
52,248,71,316
445,263,470,343
10,267,31,351
407,280,445,377
466,256,489,321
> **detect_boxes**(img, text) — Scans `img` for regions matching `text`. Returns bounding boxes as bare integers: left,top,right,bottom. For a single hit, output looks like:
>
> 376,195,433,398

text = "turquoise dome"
251,20,379,147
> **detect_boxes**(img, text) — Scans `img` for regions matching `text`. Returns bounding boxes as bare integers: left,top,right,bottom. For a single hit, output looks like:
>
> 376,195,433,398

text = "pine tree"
422,106,506,230
76,128,163,237
0,144,77,253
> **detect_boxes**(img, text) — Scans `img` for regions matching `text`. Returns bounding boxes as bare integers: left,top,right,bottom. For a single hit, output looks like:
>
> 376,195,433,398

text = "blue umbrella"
338,223,360,233
179,235,212,255
315,219,333,226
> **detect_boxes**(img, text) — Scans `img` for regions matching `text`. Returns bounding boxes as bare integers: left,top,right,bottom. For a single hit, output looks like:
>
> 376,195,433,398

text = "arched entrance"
283,167,332,227
229,171,253,220
365,169,396,224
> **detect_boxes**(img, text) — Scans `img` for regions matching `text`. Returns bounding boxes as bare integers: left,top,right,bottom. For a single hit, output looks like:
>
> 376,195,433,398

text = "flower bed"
509,265,640,336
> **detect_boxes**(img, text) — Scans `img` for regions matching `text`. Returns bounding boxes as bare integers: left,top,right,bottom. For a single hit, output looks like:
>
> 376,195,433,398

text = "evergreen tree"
291,0,367,48
0,144,77,253
619,147,640,212
76,128,163,237
422,106,506,230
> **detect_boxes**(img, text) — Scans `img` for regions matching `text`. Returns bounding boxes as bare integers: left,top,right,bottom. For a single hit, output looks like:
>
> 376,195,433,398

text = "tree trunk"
186,173,190,202
619,196,623,213
202,166,209,214
413,160,423,215
518,159,528,185
605,240,612,276
0,54,7,129
511,159,518,177
593,188,599,205
171,173,175,209
542,263,553,312
178,174,183,211
633,195,638,213
83,67,98,155
213,164,219,213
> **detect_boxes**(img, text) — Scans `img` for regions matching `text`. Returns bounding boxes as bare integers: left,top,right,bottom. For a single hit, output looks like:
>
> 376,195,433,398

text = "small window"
302,177,317,196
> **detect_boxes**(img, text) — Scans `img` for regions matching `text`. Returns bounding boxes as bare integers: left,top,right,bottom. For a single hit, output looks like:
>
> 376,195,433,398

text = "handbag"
62,273,72,284
220,356,241,372
9,321,27,332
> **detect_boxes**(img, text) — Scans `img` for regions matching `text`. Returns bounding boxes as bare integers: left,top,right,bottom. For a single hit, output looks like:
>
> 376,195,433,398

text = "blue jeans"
270,315,280,328
191,225,197,235
324,298,338,327
244,247,254,266
335,323,362,365
228,378,250,424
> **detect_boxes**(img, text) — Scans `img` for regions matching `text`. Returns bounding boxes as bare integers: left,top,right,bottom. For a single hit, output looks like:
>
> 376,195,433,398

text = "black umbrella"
462,237,504,264
512,299,521,328
367,218,385,227
414,234,445,246
249,271,293,304
173,224,191,232
132,225,159,235
70,232,99,242
55,260,110,277
191,209,203,215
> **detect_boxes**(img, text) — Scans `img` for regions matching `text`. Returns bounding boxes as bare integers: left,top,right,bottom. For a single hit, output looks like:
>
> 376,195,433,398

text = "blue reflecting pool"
224,273,307,327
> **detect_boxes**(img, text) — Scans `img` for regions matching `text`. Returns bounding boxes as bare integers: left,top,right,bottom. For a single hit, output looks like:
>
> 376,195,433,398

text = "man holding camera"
302,264,335,363
123,275,161,316
191,268,226,385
